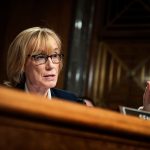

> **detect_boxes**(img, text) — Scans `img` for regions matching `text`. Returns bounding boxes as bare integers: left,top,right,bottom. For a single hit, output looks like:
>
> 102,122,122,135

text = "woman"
5,27,85,104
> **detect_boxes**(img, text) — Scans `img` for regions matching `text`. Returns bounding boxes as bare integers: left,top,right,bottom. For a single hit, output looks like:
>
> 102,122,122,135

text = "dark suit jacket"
15,83,85,104
51,88,85,104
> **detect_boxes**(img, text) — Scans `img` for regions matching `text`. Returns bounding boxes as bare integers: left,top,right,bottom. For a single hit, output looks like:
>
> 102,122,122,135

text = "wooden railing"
0,86,150,150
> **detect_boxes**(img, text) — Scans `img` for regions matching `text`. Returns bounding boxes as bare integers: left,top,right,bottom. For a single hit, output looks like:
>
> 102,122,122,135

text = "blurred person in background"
139,81,150,111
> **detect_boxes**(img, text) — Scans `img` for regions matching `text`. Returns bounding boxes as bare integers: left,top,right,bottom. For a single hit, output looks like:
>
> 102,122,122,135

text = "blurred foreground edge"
0,86,150,150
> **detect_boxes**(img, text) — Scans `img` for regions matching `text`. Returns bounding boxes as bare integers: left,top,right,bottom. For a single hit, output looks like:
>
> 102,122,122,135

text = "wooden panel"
86,41,150,111
85,0,150,111
0,86,150,149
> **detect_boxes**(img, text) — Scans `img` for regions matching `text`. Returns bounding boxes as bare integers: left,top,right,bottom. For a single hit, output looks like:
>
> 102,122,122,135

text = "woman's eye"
52,54,58,58
35,55,45,60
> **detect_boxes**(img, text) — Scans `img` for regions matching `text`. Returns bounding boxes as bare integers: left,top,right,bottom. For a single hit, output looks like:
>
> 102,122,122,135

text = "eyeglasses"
28,53,64,65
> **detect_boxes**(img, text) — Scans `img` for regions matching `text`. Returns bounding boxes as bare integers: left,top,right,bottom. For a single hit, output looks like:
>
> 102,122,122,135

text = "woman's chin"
45,82,57,89
39,80,57,89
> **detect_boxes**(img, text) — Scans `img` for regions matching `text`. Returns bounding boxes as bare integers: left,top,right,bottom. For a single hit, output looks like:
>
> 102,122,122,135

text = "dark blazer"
51,88,85,104
15,83,85,104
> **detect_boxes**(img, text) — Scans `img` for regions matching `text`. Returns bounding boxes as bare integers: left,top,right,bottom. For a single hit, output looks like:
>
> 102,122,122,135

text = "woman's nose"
45,57,54,69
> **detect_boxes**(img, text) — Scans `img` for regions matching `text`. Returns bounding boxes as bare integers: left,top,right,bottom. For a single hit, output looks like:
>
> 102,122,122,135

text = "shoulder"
51,88,85,104
3,81,25,90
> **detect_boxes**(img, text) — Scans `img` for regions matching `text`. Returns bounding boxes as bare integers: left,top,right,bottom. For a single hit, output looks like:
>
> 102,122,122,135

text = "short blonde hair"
6,27,62,86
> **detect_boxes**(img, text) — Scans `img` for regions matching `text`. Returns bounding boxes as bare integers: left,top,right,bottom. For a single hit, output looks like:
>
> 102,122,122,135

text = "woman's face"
24,37,61,90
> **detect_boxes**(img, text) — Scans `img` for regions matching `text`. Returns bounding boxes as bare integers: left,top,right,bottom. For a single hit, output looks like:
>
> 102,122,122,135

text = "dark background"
1,0,150,111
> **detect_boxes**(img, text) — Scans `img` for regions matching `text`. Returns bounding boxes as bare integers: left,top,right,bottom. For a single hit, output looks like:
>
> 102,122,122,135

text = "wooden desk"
0,86,150,150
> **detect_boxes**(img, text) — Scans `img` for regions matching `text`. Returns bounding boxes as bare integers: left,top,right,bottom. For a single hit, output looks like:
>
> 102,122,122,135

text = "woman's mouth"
43,74,56,81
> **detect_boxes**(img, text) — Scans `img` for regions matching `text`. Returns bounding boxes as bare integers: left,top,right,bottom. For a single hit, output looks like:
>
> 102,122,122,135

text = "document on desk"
119,106,150,120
